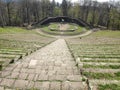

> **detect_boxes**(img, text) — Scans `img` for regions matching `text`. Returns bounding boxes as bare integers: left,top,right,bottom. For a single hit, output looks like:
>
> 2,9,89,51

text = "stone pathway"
0,39,87,90
59,24,69,30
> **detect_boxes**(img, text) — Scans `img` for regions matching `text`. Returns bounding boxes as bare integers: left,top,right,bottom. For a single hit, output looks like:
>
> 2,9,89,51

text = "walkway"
0,39,87,90
59,24,69,30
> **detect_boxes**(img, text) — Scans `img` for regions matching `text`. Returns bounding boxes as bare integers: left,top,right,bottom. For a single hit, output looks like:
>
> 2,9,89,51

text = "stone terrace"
0,39,87,90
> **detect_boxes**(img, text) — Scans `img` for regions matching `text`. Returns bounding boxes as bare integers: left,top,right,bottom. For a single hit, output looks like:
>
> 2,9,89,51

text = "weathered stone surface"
33,74,39,81
26,81,35,89
47,70,56,75
62,81,87,90
67,75,82,81
0,71,11,78
0,78,2,82
73,69,80,75
22,63,28,68
0,79,15,87
20,68,28,73
29,60,37,67
62,81,71,90
48,66,54,70
34,82,50,90
41,82,50,90
16,64,23,69
0,39,84,89
12,68,21,72
70,82,87,90
8,72,19,79
18,73,28,80
4,67,14,71
40,70,47,75
14,80,28,89
27,74,35,81
38,75,48,81
50,82,61,90
26,69,35,74
0,87,4,90
49,75,66,81
34,82,42,89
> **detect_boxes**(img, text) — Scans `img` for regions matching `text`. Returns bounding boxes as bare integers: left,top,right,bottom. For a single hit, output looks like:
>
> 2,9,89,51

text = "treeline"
0,0,120,29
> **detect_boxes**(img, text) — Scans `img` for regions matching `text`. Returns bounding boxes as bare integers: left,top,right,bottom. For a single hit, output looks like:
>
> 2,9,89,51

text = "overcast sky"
50,0,114,3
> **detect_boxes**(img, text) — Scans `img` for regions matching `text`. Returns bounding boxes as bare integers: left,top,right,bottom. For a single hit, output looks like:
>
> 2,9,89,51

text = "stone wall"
33,16,92,29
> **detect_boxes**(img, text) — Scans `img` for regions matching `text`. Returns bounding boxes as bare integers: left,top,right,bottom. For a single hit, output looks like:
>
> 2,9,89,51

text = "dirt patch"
59,24,70,30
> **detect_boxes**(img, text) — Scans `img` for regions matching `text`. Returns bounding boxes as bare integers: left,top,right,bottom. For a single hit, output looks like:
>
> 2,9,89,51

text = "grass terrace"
83,64,120,69
41,23,85,35
83,72,120,80
66,30,120,90
49,23,59,29
98,84,120,90
0,27,55,70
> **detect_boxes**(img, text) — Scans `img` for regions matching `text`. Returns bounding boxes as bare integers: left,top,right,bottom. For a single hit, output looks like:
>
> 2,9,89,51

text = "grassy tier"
0,27,55,70
41,23,85,36
83,64,120,69
81,59,120,63
98,84,120,90
66,30,120,90
83,72,120,80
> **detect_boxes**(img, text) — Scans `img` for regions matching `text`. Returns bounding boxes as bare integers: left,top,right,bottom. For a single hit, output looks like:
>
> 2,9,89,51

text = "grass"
0,39,44,57
0,27,34,34
81,59,120,63
83,72,120,80
83,64,120,69
98,84,120,90
66,30,120,89
70,44,120,59
78,55,120,58
83,72,113,79
0,26,55,70
92,30,120,38
68,23,78,30
49,23,59,29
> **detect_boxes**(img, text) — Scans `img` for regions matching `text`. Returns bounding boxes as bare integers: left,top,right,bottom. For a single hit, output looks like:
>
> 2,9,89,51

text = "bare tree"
62,0,68,16
0,0,5,27
0,0,119,29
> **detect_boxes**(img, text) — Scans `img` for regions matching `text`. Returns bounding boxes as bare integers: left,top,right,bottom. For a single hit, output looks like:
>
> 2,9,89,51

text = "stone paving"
0,39,87,90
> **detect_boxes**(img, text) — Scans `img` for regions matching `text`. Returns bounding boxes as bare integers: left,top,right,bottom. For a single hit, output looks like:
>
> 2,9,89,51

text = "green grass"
68,24,77,30
0,39,43,49
98,84,120,90
81,59,120,63
83,64,120,69
83,72,113,79
78,55,120,58
92,30,120,38
49,23,59,29
83,72,120,80
41,25,58,34
0,27,35,34
114,72,120,77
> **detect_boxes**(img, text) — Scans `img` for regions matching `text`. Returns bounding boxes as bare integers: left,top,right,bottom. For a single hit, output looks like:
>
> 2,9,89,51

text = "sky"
50,0,113,3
